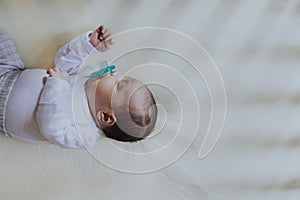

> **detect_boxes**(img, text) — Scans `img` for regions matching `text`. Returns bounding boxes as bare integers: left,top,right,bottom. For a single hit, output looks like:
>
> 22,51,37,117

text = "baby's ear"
96,109,116,127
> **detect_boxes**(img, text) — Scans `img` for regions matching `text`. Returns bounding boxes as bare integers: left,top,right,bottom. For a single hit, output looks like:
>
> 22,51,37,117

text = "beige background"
1,0,300,199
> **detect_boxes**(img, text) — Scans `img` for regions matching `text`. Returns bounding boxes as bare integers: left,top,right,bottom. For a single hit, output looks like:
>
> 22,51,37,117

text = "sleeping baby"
0,25,157,148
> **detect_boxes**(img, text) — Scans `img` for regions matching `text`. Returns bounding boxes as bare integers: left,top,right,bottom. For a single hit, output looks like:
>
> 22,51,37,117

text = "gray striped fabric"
0,32,24,136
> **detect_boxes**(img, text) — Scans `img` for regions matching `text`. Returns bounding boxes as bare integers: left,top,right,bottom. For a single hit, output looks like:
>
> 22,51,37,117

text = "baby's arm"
36,68,86,148
55,25,113,76
36,26,112,148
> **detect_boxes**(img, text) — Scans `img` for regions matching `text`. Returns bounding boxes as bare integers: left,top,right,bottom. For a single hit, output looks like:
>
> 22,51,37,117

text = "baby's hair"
102,86,157,142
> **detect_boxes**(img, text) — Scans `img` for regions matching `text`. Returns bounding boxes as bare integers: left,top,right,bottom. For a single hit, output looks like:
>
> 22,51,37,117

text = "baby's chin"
85,77,96,86
85,78,99,93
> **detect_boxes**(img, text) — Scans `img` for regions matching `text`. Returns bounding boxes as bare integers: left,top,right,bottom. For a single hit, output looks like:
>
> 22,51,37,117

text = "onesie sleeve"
36,77,87,148
55,31,96,76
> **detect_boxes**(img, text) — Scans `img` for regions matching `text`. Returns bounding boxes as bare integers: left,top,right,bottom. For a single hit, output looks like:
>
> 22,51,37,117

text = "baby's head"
86,69,157,142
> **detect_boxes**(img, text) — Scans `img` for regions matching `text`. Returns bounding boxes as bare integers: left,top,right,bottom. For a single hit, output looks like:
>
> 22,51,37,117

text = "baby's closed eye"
117,80,129,91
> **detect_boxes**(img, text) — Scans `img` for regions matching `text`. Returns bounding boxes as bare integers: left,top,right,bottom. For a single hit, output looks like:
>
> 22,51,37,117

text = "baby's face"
91,69,145,111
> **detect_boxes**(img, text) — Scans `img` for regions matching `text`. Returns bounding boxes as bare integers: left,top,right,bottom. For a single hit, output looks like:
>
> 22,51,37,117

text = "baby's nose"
111,69,117,74
102,69,118,78
111,69,122,78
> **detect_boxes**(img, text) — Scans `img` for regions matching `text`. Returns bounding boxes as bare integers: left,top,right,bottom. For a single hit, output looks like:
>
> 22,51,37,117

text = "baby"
0,25,157,148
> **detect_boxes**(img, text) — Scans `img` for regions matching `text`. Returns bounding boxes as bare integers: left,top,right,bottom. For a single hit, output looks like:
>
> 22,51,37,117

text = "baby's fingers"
105,38,114,46
99,29,109,40
96,25,104,35
89,31,99,46
46,67,61,76
102,33,111,41
46,68,55,76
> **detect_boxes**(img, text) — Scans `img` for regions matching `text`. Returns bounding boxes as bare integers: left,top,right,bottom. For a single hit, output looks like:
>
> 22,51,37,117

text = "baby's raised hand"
46,67,70,83
89,25,113,52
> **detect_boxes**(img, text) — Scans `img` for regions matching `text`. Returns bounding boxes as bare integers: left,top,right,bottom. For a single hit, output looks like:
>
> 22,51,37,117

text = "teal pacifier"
90,60,116,78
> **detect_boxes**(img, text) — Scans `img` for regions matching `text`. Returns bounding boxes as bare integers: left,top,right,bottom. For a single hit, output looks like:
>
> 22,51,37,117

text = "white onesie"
5,32,100,148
